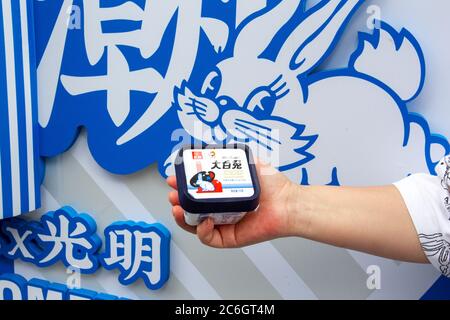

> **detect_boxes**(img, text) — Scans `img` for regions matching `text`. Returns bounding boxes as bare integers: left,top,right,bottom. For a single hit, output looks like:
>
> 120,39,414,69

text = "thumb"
197,218,223,248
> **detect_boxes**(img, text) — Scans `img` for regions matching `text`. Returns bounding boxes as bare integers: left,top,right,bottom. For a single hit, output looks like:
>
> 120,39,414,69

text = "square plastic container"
175,144,260,226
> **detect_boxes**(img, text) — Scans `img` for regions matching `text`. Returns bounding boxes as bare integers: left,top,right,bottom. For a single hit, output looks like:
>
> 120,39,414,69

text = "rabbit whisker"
272,81,287,93
189,97,208,108
268,74,284,89
186,112,205,117
234,122,281,145
235,127,273,151
234,118,272,131
275,89,290,100
195,106,207,113
184,103,207,113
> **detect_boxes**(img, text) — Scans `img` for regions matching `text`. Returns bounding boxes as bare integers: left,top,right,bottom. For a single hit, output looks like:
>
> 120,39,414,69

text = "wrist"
282,182,314,238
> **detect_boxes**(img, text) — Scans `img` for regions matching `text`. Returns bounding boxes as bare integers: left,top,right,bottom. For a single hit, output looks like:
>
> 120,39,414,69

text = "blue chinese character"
35,207,102,274
100,222,170,290
36,0,233,176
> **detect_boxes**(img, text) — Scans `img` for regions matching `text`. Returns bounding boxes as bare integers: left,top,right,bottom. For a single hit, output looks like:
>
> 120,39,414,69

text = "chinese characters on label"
211,160,242,170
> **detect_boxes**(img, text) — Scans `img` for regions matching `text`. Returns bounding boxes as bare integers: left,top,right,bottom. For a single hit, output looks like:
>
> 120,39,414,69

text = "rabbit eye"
201,71,221,97
217,96,238,108
245,89,276,114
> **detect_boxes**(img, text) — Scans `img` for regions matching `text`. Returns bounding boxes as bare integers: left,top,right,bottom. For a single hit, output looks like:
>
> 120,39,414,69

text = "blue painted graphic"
0,206,171,290
421,276,450,300
101,221,171,290
34,207,102,273
35,0,448,186
0,0,41,218
1,206,101,273
36,0,236,175
0,273,125,300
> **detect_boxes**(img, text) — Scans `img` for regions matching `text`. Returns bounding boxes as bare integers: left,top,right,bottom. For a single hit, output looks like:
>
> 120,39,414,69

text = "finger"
172,205,197,234
166,176,178,190
168,191,180,206
255,157,278,177
234,211,266,244
197,218,225,248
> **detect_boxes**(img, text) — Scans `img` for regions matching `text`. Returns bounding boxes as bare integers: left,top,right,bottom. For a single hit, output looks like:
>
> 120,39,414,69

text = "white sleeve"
394,170,450,277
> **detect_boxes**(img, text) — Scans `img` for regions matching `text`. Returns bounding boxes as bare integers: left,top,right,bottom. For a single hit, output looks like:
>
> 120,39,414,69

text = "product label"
183,148,255,200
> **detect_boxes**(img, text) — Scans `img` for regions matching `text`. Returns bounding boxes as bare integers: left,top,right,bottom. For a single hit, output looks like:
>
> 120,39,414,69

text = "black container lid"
175,144,261,214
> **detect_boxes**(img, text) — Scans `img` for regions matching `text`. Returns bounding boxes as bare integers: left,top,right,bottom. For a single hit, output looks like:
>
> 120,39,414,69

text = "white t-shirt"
394,155,450,277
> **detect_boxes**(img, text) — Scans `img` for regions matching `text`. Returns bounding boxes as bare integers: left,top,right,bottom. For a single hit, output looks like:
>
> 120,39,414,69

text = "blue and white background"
0,0,40,220
1,0,450,299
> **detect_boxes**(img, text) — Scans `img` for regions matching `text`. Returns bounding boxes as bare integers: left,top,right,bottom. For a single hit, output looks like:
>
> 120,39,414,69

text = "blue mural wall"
0,0,449,300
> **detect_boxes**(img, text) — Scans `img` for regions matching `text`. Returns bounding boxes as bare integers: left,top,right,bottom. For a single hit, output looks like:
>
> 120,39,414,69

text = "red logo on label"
192,151,203,160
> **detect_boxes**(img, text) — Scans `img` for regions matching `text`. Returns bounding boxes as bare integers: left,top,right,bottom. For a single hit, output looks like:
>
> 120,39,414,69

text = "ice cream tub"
174,144,260,226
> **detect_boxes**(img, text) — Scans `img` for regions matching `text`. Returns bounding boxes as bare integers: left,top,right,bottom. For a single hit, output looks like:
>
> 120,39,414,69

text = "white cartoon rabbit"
167,0,447,186
190,171,216,192
197,178,215,192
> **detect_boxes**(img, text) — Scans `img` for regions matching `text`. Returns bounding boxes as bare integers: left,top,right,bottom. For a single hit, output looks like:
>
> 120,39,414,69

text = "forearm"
285,184,428,263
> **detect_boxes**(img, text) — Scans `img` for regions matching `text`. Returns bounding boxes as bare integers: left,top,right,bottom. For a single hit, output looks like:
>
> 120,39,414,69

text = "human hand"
167,161,297,248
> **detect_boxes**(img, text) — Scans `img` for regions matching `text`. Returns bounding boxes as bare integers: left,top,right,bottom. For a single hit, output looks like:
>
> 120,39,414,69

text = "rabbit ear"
277,0,362,75
190,175,199,187
234,0,304,59
191,172,204,187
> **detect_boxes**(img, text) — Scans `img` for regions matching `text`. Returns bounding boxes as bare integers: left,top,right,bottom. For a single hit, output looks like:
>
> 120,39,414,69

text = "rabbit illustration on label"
190,171,222,193
166,0,449,186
